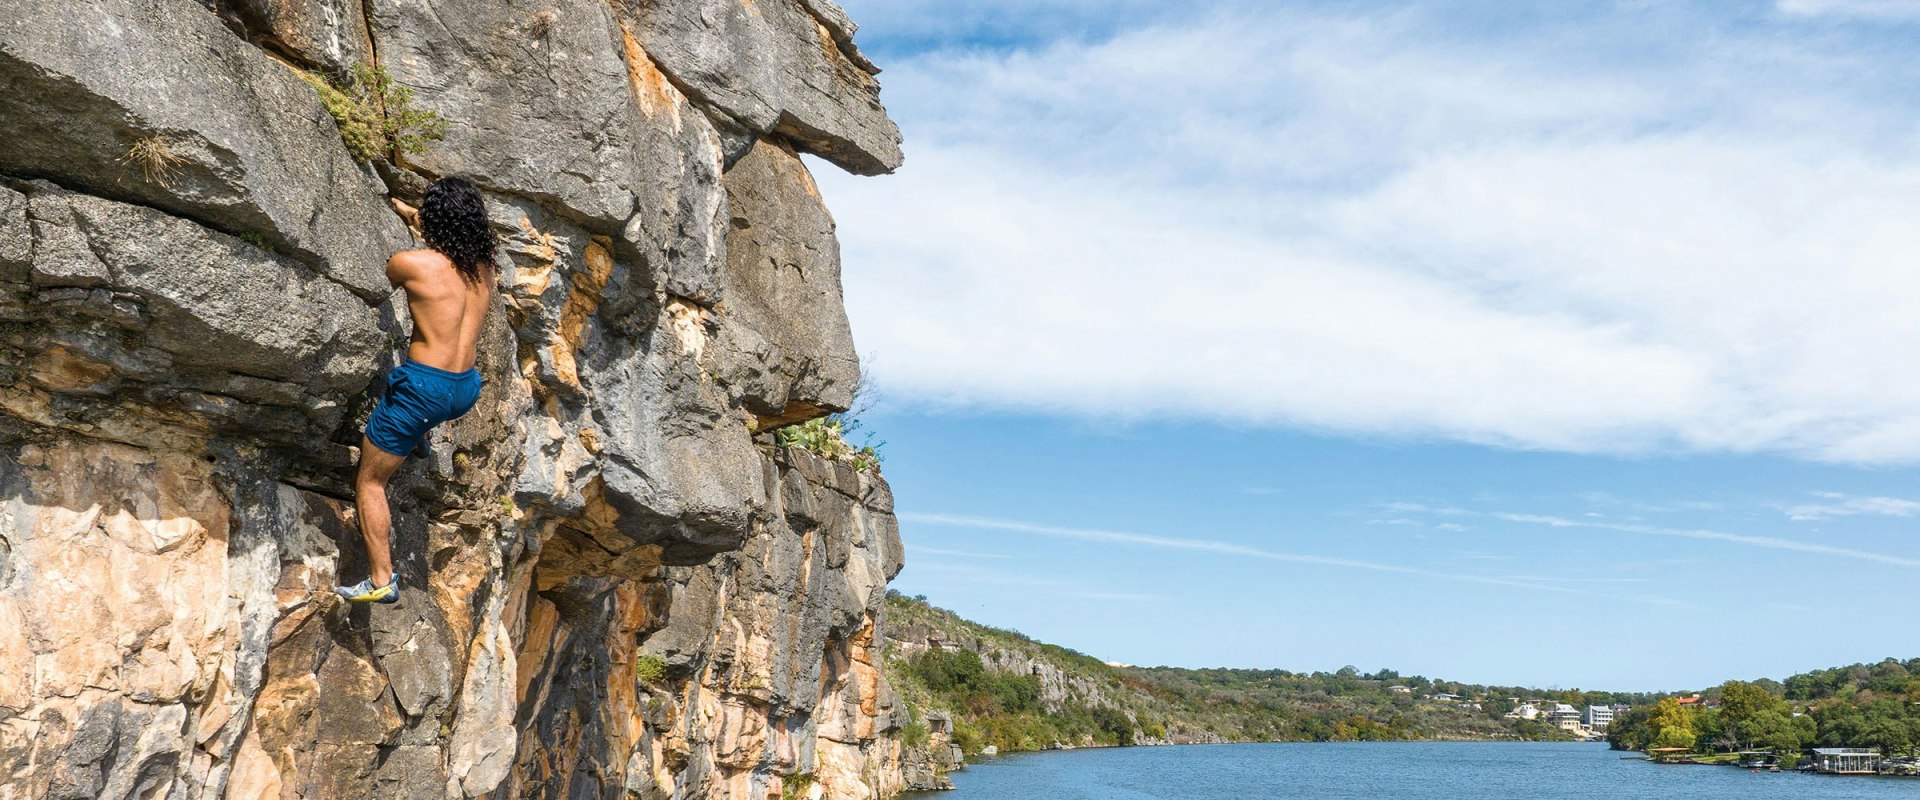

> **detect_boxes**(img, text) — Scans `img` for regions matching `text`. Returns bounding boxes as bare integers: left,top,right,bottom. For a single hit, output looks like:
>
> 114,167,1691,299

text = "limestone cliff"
0,0,910,797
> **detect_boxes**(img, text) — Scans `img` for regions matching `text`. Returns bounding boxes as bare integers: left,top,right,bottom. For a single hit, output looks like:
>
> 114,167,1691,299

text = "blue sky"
818,0,1920,691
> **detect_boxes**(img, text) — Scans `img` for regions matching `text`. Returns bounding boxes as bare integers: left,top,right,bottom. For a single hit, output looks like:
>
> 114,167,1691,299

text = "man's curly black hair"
419,177,496,285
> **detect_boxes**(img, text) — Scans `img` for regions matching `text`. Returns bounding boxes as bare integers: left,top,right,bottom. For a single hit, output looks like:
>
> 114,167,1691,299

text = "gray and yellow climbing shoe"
334,576,400,604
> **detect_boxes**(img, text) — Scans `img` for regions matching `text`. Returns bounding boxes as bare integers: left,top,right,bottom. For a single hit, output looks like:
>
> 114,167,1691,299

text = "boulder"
0,185,28,282
22,184,383,395
225,0,376,77
714,139,861,426
618,0,904,175
0,0,409,299
369,0,729,300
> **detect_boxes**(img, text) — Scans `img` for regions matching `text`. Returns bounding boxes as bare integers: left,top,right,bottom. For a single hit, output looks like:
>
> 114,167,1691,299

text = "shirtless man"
335,177,496,604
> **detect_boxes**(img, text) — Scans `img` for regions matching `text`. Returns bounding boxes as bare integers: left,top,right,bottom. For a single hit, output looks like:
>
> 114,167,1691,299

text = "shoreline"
965,738,1608,765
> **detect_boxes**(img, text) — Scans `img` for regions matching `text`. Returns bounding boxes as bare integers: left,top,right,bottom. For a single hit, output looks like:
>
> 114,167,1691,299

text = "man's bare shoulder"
385,249,454,284
389,248,454,270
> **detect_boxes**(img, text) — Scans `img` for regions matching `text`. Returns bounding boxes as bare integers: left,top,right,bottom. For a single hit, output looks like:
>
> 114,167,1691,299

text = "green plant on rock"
236,231,274,252
780,772,814,800
301,64,447,163
775,415,883,473
635,654,668,686
902,720,930,748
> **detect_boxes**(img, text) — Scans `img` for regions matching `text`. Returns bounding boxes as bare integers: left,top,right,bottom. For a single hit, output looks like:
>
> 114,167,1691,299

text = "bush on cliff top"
775,415,882,472
301,64,446,162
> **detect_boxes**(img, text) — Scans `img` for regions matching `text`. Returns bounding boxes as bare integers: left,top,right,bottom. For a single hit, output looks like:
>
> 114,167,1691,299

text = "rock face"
889,623,1127,726
0,0,909,797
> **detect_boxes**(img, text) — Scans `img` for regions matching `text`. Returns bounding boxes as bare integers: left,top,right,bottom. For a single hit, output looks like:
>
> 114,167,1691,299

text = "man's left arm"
389,198,422,236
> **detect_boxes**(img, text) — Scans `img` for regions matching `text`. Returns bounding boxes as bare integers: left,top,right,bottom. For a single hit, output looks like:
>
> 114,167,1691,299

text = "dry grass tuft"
120,134,185,186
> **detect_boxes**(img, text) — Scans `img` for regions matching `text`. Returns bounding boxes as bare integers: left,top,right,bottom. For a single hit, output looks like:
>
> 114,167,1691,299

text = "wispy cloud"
1781,491,1920,521
907,544,1015,560
1500,575,1650,585
1380,502,1472,516
1490,512,1920,568
907,561,1161,602
829,2,1920,463
904,511,1600,596
1576,491,1724,515
1777,0,1920,21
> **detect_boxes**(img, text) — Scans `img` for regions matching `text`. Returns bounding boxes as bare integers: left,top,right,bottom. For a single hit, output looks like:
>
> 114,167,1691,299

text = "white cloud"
1781,491,1920,521
824,4,1920,462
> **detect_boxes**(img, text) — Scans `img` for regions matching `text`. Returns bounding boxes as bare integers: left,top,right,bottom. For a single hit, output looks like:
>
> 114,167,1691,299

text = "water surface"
912,741,1919,799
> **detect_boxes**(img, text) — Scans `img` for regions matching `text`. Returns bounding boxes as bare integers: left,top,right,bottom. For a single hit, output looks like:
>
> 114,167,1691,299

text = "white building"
1505,703,1541,721
1547,704,1582,729
1584,705,1614,730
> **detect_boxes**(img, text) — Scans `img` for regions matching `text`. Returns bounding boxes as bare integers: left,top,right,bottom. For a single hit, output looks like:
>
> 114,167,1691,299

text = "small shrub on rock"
301,64,447,163
635,654,668,686
775,415,882,472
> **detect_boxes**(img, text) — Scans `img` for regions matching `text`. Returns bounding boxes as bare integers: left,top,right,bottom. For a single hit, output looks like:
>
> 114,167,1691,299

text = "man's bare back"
336,178,498,604
387,247,491,372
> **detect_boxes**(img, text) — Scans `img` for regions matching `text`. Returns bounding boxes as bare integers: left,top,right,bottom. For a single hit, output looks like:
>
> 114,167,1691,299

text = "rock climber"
334,177,497,604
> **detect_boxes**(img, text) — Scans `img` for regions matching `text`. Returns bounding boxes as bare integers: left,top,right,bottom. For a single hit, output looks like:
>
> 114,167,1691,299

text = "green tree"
1645,698,1699,752
1717,681,1792,751
1651,724,1698,751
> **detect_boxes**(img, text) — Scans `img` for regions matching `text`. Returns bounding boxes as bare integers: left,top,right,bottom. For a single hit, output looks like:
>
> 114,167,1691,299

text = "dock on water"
1810,748,1879,775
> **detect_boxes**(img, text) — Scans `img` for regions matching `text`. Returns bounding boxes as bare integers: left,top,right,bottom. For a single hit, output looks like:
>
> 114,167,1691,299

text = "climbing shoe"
334,576,400,604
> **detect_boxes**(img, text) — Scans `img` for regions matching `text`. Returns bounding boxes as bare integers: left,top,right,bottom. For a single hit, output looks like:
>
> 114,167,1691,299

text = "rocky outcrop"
883,597,1228,788
896,730,960,792
622,0,903,176
0,0,908,797
889,622,1128,723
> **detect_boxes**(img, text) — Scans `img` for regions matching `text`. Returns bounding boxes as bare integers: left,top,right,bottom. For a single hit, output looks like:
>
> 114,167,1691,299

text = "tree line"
1608,658,1920,763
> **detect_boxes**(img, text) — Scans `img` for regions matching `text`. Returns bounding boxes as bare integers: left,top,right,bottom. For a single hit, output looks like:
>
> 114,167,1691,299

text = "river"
909,741,1918,799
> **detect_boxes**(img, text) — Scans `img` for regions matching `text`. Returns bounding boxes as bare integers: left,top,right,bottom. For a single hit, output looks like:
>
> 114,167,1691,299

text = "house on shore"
1547,703,1583,730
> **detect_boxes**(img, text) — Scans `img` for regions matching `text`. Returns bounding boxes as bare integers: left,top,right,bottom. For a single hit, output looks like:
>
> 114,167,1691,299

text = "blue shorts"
364,360,482,457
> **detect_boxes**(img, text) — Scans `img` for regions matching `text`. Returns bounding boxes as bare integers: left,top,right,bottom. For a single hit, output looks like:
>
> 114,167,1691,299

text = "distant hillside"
881,593,1627,759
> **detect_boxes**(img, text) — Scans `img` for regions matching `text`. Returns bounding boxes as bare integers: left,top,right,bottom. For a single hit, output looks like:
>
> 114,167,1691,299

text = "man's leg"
354,434,408,586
